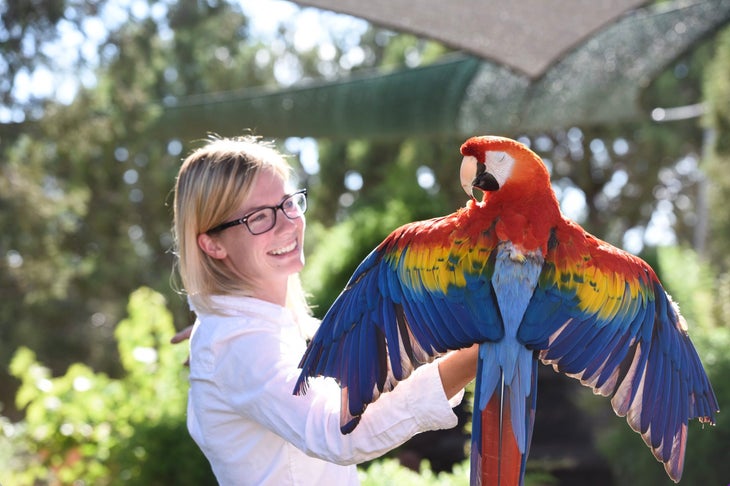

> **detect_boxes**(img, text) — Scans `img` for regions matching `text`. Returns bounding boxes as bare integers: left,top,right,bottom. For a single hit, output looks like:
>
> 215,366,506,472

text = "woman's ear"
197,233,227,259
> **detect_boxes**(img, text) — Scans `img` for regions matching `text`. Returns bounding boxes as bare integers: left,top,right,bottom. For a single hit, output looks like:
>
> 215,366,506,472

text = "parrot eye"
483,150,515,188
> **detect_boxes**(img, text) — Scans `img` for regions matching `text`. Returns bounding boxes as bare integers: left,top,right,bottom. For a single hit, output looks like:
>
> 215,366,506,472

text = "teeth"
270,241,296,255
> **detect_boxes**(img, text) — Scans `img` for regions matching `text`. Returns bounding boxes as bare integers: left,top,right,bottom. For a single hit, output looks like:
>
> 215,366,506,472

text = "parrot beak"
460,156,479,199
460,155,500,201
473,170,500,192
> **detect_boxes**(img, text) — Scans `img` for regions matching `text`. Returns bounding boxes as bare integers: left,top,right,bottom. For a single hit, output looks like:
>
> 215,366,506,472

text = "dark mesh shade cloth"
154,0,730,141
4,1,726,141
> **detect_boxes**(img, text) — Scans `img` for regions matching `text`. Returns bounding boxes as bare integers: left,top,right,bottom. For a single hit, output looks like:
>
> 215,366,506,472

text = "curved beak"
474,170,499,192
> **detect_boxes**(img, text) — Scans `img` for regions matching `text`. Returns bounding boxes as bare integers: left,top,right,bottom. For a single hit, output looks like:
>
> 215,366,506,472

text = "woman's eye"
249,212,269,223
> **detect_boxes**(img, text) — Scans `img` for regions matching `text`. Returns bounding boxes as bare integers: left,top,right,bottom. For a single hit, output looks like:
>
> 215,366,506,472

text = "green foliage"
0,133,98,391
358,458,557,486
303,200,417,314
359,459,469,486
0,0,269,419
703,26,730,271
704,27,730,154
1,287,214,485
655,245,715,330
596,246,729,485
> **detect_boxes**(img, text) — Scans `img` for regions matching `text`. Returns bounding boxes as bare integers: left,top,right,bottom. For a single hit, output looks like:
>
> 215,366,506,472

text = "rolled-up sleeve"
216,325,463,466
329,359,463,463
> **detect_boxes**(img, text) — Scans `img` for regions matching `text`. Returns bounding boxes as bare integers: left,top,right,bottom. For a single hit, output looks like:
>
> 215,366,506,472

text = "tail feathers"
472,390,524,486
471,358,537,486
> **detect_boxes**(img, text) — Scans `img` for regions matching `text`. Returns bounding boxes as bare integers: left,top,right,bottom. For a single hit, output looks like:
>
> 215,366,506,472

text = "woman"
171,135,478,485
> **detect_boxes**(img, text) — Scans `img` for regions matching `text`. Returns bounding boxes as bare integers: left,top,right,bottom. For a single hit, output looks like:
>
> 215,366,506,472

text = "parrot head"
459,135,551,201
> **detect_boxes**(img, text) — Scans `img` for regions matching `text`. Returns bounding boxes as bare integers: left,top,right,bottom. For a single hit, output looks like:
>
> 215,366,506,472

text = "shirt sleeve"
216,325,464,466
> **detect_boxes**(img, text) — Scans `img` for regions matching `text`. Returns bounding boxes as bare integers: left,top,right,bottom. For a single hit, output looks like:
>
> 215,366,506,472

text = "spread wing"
294,212,504,432
518,219,718,481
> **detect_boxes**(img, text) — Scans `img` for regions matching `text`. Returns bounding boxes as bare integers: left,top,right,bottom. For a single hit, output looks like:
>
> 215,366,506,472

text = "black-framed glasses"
207,189,307,235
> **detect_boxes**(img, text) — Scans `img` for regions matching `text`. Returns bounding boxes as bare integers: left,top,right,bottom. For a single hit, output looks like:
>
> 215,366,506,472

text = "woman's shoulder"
193,295,303,345
201,295,289,323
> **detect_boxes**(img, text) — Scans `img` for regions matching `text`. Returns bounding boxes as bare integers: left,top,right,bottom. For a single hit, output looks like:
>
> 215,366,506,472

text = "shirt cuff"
403,361,462,431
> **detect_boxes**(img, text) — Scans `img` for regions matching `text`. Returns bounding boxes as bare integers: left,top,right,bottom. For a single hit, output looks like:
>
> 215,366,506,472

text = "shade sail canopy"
292,0,649,79
2,0,728,142
154,0,730,141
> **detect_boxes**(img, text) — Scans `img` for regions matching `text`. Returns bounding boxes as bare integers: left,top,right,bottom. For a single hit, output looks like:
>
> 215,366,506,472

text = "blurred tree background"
0,0,728,484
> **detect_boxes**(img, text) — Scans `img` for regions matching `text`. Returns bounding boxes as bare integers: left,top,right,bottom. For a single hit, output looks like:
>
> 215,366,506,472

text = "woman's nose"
274,210,299,231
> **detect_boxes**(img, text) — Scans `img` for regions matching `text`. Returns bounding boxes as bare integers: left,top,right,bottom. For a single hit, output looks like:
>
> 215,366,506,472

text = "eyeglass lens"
247,192,307,235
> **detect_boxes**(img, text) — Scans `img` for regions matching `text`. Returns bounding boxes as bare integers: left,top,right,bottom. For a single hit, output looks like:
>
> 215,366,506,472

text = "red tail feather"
481,392,521,486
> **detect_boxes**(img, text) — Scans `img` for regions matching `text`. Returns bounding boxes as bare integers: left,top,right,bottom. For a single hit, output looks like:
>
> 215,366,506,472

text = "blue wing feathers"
348,326,366,414
393,303,422,365
398,296,442,353
645,347,667,443
512,232,716,483
413,289,475,348
593,332,632,391
357,323,377,401
364,325,380,398
426,294,472,344
296,221,507,430
519,288,570,346
659,370,678,460
544,318,597,367
324,339,342,377
581,318,628,379
416,295,456,345
380,301,404,380
577,309,644,380
626,342,652,415
666,370,682,459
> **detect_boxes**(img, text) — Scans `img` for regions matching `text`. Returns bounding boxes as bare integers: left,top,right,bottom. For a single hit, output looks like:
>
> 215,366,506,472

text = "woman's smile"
269,240,298,256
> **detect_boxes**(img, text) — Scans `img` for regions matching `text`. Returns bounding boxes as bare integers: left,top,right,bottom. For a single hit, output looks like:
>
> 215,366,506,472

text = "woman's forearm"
437,344,480,400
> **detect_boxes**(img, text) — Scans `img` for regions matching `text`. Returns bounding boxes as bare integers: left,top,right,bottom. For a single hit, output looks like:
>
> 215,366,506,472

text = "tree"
703,26,730,271
0,0,283,416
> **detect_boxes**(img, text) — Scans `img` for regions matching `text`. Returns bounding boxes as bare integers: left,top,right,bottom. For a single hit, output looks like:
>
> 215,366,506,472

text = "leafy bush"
359,458,470,486
1,287,215,485
358,458,557,486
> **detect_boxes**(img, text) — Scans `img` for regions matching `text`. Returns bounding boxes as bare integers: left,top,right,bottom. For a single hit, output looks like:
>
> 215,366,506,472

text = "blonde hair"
172,135,311,319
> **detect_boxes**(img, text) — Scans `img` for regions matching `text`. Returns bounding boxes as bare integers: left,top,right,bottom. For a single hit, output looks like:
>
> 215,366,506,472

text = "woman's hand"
170,325,193,344
170,325,194,366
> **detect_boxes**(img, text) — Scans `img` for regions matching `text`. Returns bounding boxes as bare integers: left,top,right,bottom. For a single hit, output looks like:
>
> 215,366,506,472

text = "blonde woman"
171,135,478,485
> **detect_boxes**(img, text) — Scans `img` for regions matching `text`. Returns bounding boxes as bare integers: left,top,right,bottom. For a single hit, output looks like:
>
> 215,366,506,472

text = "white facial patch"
484,150,515,187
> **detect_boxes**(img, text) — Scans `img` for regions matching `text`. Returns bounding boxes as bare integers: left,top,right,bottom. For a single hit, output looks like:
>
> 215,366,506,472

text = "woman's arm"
170,325,193,343
437,344,480,400
201,323,477,466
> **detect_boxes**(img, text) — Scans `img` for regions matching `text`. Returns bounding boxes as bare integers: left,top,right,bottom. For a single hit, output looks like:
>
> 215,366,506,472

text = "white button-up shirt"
186,295,463,486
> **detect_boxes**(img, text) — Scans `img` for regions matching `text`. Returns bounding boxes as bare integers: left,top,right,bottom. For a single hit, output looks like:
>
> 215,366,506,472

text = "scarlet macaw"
294,135,718,485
